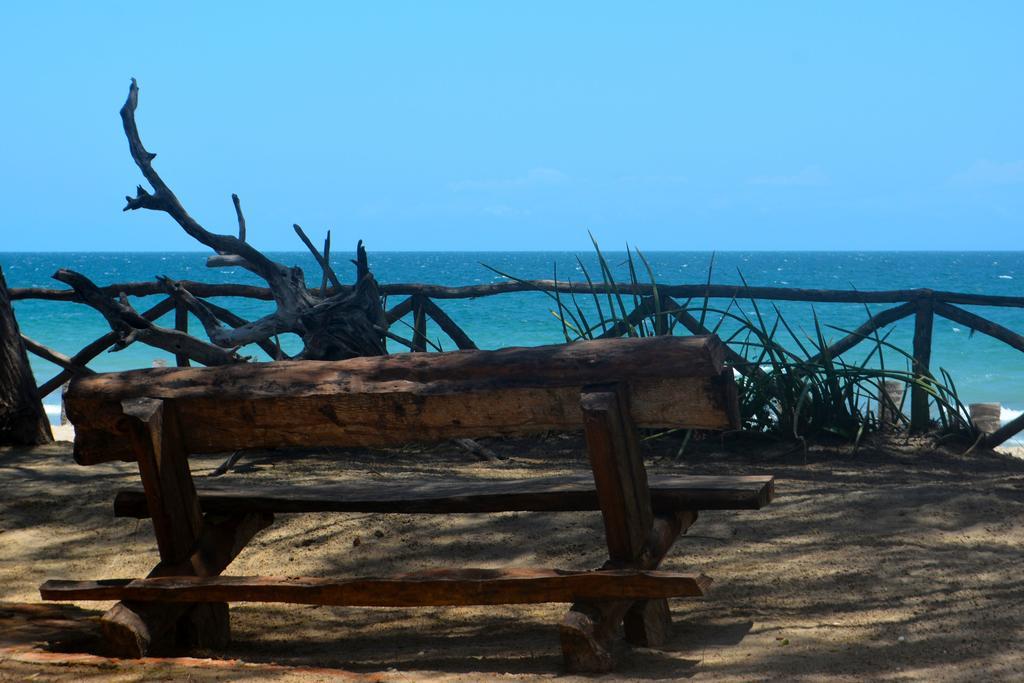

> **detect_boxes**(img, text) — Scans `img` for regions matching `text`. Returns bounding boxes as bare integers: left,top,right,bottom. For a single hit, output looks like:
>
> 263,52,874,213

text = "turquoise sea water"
4,251,1024,426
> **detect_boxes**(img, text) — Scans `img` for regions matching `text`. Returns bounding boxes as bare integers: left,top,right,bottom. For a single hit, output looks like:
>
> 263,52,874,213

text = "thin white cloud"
951,159,1024,186
449,167,567,191
616,174,688,185
749,166,828,187
481,204,531,217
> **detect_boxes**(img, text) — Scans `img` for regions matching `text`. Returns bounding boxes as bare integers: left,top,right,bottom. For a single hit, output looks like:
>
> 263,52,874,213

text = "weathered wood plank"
113,474,775,518
68,336,736,464
41,568,712,607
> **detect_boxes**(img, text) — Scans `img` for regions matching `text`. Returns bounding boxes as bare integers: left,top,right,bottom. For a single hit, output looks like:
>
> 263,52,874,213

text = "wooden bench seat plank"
113,474,775,518
67,336,737,464
41,568,713,607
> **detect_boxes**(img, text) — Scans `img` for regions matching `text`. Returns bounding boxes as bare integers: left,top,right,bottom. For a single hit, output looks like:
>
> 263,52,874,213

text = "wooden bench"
40,335,774,672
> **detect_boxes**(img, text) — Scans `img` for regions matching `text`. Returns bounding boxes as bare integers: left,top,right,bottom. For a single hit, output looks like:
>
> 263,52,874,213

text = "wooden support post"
174,300,190,367
101,398,229,657
561,384,683,672
411,294,428,353
580,385,653,560
911,294,934,432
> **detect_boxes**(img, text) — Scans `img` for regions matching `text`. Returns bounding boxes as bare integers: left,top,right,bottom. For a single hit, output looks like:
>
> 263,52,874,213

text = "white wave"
1002,407,1023,424
43,404,61,416
952,327,961,333
998,275,1013,279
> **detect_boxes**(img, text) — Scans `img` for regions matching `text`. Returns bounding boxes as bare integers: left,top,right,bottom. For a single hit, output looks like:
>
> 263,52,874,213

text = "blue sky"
1,2,1022,251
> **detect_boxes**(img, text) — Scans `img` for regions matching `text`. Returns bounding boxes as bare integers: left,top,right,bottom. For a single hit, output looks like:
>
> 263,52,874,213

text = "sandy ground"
3,431,1024,681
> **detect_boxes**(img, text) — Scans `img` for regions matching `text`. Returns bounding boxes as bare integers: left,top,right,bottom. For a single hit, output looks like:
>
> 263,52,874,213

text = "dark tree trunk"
0,265,53,446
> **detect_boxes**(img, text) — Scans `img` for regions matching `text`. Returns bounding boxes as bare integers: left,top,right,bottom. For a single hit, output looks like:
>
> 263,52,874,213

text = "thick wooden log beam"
67,336,737,464
113,473,775,518
41,568,711,607
0,265,52,446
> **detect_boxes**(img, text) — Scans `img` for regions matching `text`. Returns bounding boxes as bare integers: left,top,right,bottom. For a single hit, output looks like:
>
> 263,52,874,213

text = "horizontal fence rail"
11,279,1024,448
13,281,1024,308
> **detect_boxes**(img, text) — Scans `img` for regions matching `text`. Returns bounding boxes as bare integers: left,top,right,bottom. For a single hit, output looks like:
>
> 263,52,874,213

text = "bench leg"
561,385,696,672
624,599,672,647
100,399,271,657
560,510,696,670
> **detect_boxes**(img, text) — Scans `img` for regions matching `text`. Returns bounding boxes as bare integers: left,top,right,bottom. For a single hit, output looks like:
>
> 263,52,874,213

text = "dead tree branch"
116,79,386,360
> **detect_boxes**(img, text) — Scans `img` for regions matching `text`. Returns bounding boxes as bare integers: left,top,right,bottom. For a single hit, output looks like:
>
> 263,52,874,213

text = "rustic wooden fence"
9,280,1024,448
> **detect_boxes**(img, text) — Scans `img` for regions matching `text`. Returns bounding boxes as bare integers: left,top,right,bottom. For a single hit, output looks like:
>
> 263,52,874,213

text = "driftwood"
45,79,387,367
0,265,52,445
35,297,176,398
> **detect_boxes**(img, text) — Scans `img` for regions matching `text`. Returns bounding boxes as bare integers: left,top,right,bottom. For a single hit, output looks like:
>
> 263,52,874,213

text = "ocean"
4,251,1024,430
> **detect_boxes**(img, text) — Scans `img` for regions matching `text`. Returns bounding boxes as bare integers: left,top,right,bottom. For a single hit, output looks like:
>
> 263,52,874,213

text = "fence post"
411,294,428,352
174,299,190,367
910,291,934,432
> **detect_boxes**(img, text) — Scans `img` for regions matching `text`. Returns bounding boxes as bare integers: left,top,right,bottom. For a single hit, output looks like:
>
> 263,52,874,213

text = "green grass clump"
486,237,976,445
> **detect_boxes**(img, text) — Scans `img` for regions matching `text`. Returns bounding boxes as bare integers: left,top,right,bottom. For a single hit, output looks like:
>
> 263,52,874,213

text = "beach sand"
3,433,1024,681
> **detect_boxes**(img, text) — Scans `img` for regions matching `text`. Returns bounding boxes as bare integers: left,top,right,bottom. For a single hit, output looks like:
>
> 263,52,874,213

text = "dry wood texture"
112,473,775,518
101,398,229,657
67,336,736,464
563,384,665,671
40,568,712,607
0,265,52,446
561,510,699,672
